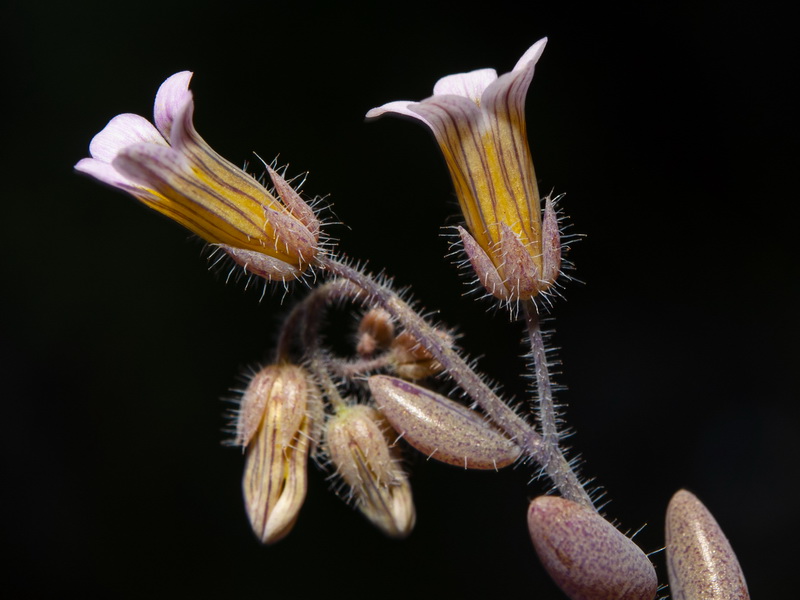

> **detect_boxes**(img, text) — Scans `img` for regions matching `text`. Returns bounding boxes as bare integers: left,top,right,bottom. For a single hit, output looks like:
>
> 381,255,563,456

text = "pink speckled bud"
665,489,749,600
527,496,657,600
368,375,520,470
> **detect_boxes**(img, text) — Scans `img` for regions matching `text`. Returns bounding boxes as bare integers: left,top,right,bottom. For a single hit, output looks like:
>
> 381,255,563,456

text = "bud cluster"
355,308,450,380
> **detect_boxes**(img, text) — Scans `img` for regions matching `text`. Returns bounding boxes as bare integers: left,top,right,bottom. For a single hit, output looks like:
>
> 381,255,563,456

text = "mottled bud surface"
665,490,749,600
527,496,657,600
368,375,520,469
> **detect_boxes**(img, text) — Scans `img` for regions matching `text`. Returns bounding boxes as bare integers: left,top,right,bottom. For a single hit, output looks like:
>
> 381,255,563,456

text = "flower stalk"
523,301,591,506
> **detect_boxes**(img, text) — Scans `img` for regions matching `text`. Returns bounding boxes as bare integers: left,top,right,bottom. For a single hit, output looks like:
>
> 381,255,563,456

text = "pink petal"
432,68,497,102
408,94,485,142
512,38,548,73
88,113,166,164
165,89,202,155
74,157,162,203
481,70,532,123
111,142,186,191
75,157,136,189
482,38,548,120
365,100,430,126
154,71,194,142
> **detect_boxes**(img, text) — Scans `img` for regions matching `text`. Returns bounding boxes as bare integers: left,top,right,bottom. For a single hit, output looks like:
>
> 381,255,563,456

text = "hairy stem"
275,279,363,410
523,300,593,508
287,257,592,508
318,256,545,459
329,354,396,379
275,279,363,361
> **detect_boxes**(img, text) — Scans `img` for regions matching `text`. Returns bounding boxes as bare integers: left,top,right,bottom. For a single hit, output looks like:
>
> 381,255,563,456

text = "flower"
367,39,560,302
76,72,320,281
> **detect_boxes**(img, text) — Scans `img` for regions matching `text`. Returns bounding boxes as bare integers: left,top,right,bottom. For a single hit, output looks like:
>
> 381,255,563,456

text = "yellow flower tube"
368,39,561,302
76,72,320,282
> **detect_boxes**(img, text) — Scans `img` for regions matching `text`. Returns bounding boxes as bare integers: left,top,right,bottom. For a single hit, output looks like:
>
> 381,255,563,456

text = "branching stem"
275,279,363,410
318,256,544,456
278,256,593,509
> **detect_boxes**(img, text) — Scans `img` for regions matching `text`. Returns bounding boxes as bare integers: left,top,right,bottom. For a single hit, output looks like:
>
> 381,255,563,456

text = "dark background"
4,1,797,597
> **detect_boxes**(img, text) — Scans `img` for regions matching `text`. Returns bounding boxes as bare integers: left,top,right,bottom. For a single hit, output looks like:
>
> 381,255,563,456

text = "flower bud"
356,308,395,357
326,405,415,538
389,330,449,380
368,375,521,470
527,496,658,600
238,364,316,544
665,489,749,600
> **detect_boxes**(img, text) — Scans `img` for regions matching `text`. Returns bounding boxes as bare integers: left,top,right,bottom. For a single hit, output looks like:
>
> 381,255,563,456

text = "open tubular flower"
76,72,320,281
367,39,560,302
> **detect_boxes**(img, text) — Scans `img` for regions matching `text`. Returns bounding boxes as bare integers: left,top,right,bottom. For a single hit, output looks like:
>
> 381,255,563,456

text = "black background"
4,1,797,597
